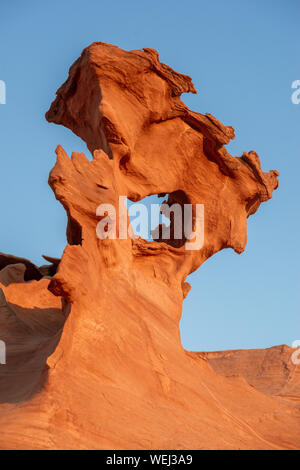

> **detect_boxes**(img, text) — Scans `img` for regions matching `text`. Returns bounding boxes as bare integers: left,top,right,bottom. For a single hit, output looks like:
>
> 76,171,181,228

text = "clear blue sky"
0,0,299,351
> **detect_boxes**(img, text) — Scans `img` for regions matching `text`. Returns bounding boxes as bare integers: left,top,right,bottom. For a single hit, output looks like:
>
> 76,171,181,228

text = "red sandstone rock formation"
0,42,299,449
203,345,300,402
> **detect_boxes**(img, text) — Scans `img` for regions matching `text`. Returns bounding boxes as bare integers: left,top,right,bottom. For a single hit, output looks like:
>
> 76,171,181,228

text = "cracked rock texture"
0,42,299,449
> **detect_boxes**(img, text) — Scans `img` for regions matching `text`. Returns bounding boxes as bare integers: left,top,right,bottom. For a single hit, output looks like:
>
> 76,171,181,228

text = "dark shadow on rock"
0,298,69,404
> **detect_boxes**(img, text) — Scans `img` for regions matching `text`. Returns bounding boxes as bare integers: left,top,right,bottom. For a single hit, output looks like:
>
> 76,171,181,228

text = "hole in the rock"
125,194,169,242
126,190,191,248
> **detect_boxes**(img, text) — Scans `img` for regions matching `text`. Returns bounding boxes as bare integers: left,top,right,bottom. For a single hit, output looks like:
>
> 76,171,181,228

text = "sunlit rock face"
0,42,299,450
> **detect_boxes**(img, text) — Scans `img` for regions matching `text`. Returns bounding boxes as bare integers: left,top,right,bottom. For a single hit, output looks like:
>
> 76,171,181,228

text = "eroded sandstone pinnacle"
0,42,299,450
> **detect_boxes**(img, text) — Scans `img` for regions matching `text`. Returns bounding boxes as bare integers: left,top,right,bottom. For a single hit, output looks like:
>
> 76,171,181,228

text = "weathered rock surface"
202,345,300,402
0,42,298,449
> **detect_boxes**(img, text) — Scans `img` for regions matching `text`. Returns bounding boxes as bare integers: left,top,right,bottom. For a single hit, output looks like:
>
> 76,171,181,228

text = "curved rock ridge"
0,42,299,450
